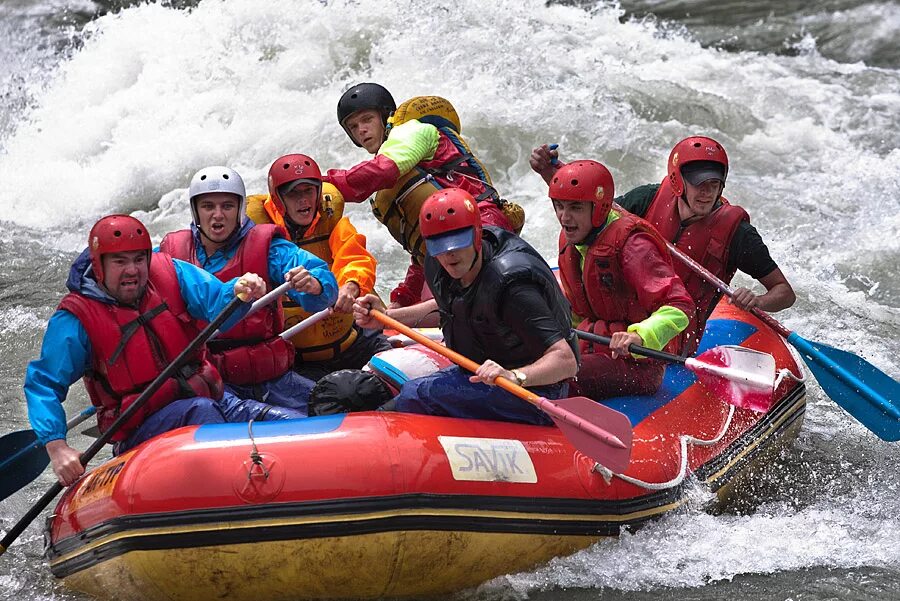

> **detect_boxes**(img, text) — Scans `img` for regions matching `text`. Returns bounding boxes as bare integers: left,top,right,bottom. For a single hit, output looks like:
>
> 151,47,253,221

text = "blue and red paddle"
574,330,778,412
666,241,900,441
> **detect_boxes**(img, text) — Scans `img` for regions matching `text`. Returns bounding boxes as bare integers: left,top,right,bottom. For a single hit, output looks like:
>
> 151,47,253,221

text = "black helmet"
308,369,394,416
336,83,396,147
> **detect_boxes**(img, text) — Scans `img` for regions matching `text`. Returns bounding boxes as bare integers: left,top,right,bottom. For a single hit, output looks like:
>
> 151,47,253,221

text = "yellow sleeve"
328,217,377,295
626,305,689,352
379,120,440,175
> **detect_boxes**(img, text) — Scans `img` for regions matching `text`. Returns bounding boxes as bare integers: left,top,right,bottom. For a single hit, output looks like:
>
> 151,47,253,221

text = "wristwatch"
512,369,527,387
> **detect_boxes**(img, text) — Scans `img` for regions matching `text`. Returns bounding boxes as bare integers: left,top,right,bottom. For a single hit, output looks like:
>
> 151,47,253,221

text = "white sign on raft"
438,436,537,483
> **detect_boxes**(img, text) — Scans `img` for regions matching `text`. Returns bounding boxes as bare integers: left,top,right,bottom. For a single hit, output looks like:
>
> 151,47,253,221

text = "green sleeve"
379,120,440,175
626,305,688,352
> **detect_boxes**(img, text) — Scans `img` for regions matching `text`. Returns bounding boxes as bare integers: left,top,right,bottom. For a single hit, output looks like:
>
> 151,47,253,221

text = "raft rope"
246,419,269,480
591,404,737,490
591,342,809,491
591,362,808,490
775,344,808,389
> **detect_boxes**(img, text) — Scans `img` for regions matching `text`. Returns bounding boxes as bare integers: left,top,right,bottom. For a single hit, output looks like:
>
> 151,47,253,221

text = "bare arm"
529,144,562,185
353,294,441,329
731,268,796,313
470,338,578,388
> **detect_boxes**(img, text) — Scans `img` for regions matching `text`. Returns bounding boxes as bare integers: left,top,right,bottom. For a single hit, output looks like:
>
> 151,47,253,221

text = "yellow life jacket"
246,184,358,362
372,96,505,265
388,95,463,133
370,167,435,266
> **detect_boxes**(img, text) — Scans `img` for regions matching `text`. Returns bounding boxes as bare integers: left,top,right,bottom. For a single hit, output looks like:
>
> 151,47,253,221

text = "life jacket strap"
109,303,168,364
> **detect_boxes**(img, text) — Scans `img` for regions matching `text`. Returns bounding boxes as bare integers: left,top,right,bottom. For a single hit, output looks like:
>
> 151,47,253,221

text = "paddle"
370,310,634,472
0,407,97,503
59,301,323,443
664,240,900,441
0,293,248,556
574,330,777,412
279,306,333,340
209,281,292,341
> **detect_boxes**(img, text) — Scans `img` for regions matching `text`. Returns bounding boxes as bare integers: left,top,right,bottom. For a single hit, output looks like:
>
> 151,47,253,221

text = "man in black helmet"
325,83,520,308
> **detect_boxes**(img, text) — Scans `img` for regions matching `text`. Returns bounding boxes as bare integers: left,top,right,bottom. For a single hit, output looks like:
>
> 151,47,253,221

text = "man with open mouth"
159,166,338,418
24,214,280,487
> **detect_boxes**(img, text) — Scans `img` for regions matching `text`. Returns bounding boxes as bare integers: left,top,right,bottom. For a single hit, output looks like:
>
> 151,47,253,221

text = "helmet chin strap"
448,246,482,286
459,246,481,284
467,248,480,272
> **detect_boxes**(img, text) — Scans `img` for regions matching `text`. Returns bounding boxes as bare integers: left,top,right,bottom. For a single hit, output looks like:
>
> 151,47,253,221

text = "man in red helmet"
325,83,520,309
531,138,795,355
24,215,300,487
548,160,694,399
352,189,579,424
159,166,338,413
245,154,391,380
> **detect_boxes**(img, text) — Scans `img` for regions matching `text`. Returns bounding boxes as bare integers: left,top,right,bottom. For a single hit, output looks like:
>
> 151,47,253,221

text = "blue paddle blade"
788,333,900,441
0,430,50,502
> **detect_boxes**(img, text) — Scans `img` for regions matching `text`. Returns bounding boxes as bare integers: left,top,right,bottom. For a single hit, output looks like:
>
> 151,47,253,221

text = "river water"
1,1,898,599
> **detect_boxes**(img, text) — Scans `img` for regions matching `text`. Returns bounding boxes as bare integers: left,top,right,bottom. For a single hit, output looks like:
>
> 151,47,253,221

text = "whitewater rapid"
1,1,898,600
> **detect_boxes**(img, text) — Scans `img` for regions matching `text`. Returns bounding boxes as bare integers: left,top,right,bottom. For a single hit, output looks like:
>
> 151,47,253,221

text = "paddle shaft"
0,295,246,555
662,239,792,338
248,281,292,317
209,281,291,341
372,310,542,402
370,310,628,451
279,307,332,340
575,330,686,364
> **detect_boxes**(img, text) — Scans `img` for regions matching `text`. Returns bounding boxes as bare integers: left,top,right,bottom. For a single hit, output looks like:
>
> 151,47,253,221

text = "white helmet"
188,166,247,228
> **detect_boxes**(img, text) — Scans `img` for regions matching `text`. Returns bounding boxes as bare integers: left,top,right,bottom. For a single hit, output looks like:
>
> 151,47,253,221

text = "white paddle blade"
686,346,777,412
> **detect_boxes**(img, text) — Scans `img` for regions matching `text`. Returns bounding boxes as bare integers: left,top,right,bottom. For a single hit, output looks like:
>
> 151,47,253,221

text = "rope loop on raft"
592,344,808,490
591,404,737,490
246,419,270,480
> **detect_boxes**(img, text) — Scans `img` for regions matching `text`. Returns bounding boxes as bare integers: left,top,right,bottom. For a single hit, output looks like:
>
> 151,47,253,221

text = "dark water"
621,0,900,68
1,1,898,600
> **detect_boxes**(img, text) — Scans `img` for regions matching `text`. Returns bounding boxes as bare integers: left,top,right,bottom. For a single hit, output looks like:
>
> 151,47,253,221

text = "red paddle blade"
537,396,633,473
687,345,777,412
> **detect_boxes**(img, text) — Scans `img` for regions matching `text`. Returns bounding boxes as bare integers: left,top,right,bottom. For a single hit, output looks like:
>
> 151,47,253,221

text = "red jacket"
558,211,694,357
158,225,295,385
58,253,222,440
644,179,749,353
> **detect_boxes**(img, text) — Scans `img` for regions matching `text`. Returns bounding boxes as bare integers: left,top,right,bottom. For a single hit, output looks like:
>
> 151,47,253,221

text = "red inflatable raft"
45,301,806,600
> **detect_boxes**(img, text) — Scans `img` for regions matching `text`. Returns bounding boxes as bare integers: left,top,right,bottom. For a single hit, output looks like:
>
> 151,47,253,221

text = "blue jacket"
181,221,338,312
24,250,253,445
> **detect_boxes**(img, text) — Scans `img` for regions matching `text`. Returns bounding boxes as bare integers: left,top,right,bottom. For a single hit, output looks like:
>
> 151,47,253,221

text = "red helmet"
419,189,482,256
667,136,729,197
267,154,323,216
88,215,152,284
548,160,614,227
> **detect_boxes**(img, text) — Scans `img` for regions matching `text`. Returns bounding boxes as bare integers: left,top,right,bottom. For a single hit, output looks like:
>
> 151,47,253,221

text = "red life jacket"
557,211,681,358
158,225,295,385
58,253,223,441
643,178,749,353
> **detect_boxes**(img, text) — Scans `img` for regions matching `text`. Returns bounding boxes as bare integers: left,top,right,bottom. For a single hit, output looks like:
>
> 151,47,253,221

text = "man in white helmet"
159,166,338,416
